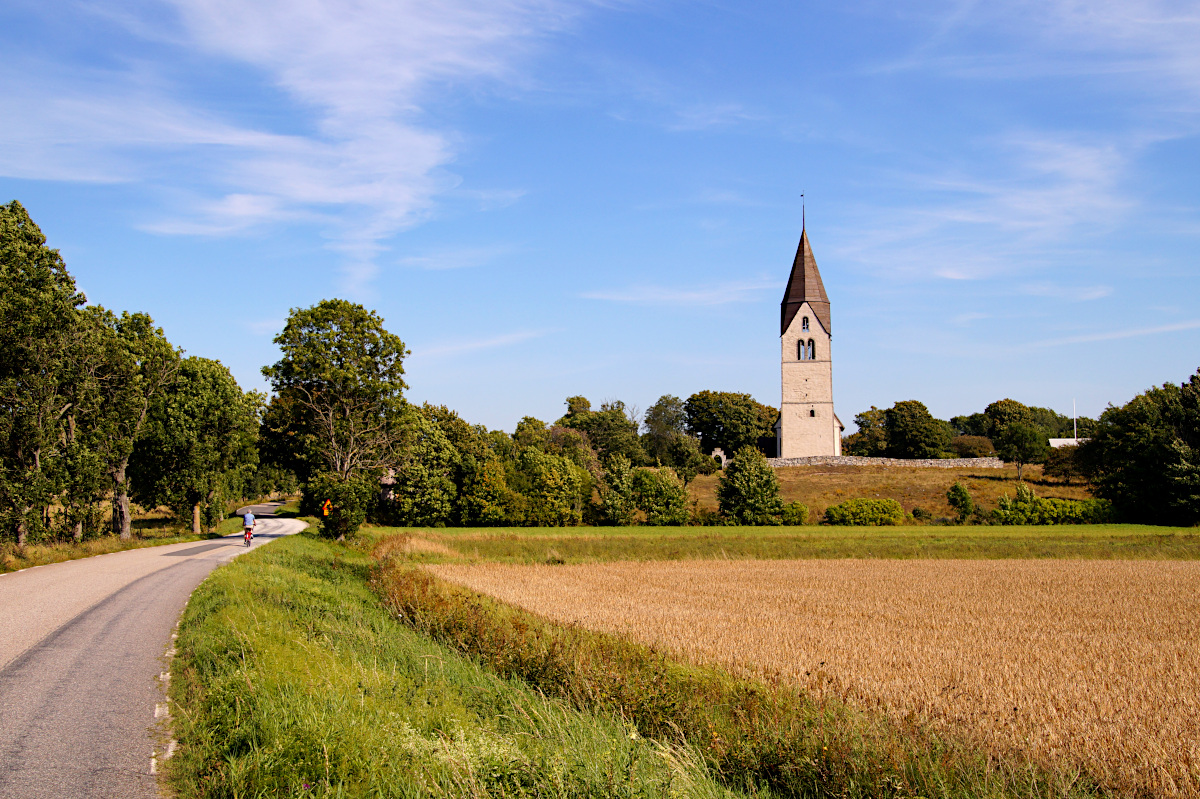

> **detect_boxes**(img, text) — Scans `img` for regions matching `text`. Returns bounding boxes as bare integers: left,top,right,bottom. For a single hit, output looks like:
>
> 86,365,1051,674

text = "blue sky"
3,0,1199,432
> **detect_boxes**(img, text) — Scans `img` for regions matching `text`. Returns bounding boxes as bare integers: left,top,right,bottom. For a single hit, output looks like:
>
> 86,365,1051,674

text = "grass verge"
0,515,243,574
168,532,749,798
361,524,1200,563
374,559,1114,799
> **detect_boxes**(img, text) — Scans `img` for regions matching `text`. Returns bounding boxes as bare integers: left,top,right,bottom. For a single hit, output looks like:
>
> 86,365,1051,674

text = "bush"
304,472,377,539
780,500,809,525
950,435,994,458
630,467,690,525
911,506,932,521
823,498,905,526
992,483,1115,525
716,447,783,525
946,482,974,523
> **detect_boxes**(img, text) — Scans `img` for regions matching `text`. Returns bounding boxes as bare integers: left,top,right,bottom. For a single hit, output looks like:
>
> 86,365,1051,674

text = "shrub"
911,506,932,521
304,472,376,539
716,447,783,525
946,482,974,523
823,498,905,526
780,500,809,525
630,467,689,525
992,483,1115,525
950,435,994,458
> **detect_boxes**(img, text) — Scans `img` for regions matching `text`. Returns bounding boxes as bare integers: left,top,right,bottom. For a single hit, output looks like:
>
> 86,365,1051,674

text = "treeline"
0,201,280,545
257,296,787,532
843,397,1093,478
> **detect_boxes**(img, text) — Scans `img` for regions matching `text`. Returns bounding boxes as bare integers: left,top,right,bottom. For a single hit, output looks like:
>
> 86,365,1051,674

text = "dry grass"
430,558,1200,798
688,463,1094,520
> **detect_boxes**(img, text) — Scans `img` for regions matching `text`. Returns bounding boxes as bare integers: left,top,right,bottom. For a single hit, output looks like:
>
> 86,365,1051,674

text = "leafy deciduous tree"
716,446,783,525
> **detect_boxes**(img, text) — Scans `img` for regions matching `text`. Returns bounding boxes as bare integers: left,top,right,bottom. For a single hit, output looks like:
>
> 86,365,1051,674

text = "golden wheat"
429,559,1200,797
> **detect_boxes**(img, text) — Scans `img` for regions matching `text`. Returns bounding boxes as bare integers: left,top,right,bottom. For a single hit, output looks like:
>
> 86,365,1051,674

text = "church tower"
777,228,842,458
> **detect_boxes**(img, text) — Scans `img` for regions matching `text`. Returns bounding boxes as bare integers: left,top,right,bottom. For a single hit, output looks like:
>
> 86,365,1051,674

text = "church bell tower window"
808,339,816,359
802,316,809,331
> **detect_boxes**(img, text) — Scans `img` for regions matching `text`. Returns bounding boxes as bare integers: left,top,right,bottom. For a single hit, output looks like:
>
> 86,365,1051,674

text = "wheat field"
429,559,1200,797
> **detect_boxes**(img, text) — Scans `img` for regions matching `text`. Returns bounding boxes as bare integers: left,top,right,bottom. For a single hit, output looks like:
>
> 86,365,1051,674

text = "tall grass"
362,526,1200,564
375,560,1113,799
168,533,749,798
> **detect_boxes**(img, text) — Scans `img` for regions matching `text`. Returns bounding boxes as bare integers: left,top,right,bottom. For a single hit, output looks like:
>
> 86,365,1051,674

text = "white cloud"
581,278,777,306
0,0,598,292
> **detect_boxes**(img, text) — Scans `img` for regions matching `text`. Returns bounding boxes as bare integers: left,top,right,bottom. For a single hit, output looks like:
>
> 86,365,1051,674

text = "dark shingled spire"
780,228,830,335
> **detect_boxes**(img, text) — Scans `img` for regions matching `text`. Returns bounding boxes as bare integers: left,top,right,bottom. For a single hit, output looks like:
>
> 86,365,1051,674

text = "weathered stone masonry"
767,455,1006,469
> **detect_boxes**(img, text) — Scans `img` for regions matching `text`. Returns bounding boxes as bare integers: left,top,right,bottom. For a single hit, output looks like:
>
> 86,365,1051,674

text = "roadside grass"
0,514,242,574
688,463,1093,520
168,532,750,799
358,524,1200,563
376,561,1111,799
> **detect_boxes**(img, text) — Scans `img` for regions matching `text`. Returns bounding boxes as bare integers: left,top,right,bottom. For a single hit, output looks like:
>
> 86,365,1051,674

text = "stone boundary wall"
766,455,1006,469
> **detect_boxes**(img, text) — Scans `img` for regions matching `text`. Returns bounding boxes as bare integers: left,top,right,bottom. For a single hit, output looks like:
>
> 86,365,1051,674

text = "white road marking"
155,703,169,719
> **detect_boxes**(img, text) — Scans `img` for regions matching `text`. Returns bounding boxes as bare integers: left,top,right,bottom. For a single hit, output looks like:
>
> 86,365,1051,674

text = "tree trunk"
73,520,84,543
112,460,132,540
192,503,202,536
1017,462,1024,481
16,514,28,548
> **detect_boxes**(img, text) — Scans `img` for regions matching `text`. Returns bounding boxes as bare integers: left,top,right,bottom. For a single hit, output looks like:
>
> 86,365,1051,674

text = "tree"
1079,369,1200,525
387,410,458,526
515,448,587,526
950,412,990,437
461,458,520,526
90,309,180,540
884,400,950,459
263,299,408,480
993,423,1050,481
950,435,994,458
1043,445,1081,485
642,394,686,462
631,467,689,525
0,201,85,545
557,397,645,465
844,406,888,456
684,391,774,456
663,434,718,485
598,454,636,526
716,446,783,525
984,399,1034,438
947,482,974,523
130,357,262,534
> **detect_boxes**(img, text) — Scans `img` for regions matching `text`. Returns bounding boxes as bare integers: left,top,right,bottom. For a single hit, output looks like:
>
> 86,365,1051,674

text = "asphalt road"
0,506,305,799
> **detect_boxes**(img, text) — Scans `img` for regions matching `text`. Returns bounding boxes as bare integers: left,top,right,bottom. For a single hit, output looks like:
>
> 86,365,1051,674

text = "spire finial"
801,192,805,231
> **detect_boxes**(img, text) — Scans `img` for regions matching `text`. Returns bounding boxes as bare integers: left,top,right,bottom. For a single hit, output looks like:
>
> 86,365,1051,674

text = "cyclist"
242,510,256,546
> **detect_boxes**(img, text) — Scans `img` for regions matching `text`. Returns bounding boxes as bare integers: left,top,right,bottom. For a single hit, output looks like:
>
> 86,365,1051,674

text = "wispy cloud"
581,278,778,306
1020,282,1112,301
397,244,516,271
0,0,597,292
411,329,550,360
1035,319,1200,347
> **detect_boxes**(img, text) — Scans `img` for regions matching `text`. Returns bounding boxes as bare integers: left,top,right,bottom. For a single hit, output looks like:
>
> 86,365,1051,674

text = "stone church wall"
766,455,1005,469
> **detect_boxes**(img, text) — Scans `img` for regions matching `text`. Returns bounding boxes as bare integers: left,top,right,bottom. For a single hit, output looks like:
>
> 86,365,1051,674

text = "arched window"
797,340,806,360
809,409,816,417
802,316,809,332
808,339,816,360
